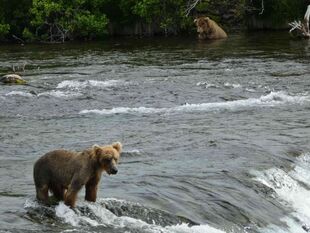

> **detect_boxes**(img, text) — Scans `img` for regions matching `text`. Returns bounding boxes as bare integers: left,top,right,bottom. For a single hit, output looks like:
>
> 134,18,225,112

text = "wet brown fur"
33,142,122,208
194,17,227,40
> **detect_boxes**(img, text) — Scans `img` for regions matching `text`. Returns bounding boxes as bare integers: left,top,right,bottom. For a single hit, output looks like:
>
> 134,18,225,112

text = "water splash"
2,90,82,99
55,203,80,227
25,198,228,233
196,82,218,89
224,83,242,88
196,81,241,89
38,90,82,98
80,92,310,115
253,151,310,232
5,91,33,98
56,80,123,90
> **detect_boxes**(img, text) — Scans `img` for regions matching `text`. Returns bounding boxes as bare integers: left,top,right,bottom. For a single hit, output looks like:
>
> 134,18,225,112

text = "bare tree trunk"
185,0,201,17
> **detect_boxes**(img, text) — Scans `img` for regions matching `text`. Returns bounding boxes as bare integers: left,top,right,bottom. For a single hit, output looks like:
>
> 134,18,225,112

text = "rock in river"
1,74,27,84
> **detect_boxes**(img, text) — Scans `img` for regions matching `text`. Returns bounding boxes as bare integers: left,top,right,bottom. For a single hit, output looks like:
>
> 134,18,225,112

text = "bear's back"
34,150,81,187
36,149,77,167
208,19,227,38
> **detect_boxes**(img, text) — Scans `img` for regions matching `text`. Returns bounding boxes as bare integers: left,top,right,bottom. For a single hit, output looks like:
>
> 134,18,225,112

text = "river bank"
0,0,308,43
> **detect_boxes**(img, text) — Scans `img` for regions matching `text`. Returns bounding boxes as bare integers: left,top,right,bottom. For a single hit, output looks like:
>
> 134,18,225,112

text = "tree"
28,0,108,42
0,0,32,40
0,23,10,39
132,0,192,35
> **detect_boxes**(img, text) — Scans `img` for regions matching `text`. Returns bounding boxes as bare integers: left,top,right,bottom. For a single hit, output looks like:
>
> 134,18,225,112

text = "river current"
0,32,310,233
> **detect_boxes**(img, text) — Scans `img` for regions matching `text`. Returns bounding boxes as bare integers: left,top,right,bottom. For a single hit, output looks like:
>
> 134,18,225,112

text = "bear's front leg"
36,185,49,204
64,177,84,208
64,189,78,208
85,183,98,202
85,174,101,202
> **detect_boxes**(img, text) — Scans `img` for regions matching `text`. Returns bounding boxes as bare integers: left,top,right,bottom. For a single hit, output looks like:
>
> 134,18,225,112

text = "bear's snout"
109,167,118,175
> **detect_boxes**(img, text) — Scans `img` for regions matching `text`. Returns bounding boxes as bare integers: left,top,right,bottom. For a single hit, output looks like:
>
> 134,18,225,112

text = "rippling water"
0,32,310,233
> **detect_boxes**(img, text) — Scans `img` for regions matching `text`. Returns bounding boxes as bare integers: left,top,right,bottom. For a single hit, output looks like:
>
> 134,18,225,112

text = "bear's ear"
112,142,122,153
194,18,197,23
204,17,210,21
93,144,103,156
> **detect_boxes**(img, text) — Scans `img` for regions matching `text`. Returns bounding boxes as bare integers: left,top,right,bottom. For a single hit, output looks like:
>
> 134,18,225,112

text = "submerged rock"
1,74,27,84
99,199,198,227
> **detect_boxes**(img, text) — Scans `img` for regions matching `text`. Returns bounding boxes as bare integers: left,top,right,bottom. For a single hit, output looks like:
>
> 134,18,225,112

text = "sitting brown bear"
194,17,228,40
33,142,122,208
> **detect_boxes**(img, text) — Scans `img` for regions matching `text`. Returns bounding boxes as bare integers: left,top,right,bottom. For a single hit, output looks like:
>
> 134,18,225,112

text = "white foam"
254,168,300,199
296,152,310,163
259,169,310,223
57,80,122,89
165,224,227,233
5,91,33,97
55,202,99,227
224,83,241,88
260,217,307,233
245,88,256,93
24,198,39,208
196,82,218,88
254,154,310,232
125,149,142,155
80,92,310,115
55,203,80,227
4,90,82,98
80,106,164,115
292,153,310,185
196,82,241,89
38,90,82,98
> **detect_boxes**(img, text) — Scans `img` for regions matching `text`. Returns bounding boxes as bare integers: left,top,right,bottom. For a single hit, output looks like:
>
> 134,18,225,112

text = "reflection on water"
0,32,310,233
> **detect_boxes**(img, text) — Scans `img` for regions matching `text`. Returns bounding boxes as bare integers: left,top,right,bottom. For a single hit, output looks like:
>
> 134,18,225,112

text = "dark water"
0,32,310,233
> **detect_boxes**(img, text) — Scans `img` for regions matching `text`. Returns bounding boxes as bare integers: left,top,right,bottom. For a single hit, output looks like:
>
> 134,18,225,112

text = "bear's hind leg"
36,185,49,204
50,184,66,201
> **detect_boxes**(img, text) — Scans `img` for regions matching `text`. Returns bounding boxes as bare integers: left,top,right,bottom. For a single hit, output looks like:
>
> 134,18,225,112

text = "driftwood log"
289,5,310,38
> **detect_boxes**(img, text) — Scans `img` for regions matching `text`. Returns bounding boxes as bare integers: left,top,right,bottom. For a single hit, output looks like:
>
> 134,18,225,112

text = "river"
0,32,310,233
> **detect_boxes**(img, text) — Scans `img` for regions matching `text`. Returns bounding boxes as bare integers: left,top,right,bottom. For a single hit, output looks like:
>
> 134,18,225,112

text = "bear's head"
194,17,212,34
93,142,122,175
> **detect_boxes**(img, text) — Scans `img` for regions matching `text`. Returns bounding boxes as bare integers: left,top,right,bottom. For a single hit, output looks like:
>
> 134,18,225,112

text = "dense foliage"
28,0,109,41
0,0,308,42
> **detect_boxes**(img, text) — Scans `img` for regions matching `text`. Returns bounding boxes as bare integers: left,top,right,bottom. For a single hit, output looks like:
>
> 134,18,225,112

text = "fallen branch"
289,5,310,38
12,34,25,45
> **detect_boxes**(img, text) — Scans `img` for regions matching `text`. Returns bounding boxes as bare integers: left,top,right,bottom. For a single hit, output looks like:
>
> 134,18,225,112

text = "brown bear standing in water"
194,16,228,40
33,142,122,208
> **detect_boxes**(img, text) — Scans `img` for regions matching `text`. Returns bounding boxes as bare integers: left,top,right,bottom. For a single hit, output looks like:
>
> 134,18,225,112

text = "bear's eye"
102,158,112,163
